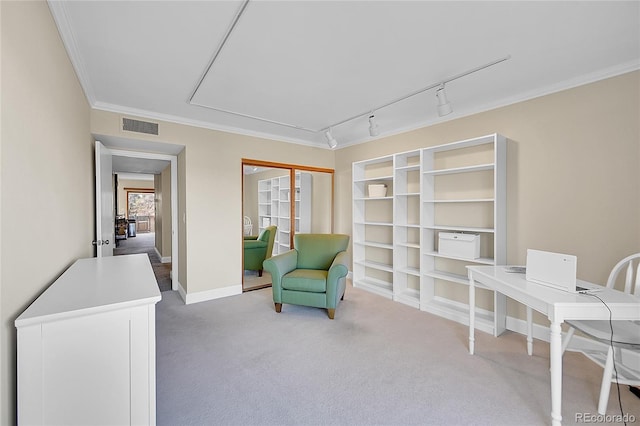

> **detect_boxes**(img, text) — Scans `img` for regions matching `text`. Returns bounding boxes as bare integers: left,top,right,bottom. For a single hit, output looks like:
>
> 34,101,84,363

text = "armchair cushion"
282,269,328,293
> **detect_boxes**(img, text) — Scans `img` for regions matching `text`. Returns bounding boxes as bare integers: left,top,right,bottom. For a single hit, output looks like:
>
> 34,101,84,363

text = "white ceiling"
50,1,640,149
112,156,170,175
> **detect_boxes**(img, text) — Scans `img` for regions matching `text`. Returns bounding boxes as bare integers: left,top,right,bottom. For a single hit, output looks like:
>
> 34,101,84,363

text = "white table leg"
527,306,533,356
549,321,563,426
469,274,476,355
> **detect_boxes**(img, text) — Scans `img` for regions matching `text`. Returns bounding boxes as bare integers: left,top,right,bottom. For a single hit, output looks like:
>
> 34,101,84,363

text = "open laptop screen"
525,249,578,292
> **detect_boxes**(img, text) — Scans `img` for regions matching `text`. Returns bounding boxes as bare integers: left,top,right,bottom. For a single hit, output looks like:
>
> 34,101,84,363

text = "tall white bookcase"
259,171,312,255
352,134,507,334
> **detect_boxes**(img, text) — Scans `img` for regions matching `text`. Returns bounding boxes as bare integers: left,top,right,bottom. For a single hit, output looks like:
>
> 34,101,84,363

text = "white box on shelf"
368,184,387,198
438,232,480,259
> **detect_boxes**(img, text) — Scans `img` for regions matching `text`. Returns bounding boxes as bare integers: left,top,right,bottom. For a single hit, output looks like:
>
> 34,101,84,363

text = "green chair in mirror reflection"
243,225,277,277
263,233,350,319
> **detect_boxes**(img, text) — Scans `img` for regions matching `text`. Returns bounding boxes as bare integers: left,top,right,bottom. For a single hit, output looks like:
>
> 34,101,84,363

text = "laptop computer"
525,249,591,293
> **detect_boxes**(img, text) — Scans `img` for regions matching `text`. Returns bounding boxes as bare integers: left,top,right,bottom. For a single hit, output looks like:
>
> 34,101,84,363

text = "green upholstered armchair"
263,233,350,319
243,225,276,277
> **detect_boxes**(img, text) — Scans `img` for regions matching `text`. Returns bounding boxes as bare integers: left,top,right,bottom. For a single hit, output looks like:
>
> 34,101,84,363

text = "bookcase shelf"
258,171,311,255
352,133,507,334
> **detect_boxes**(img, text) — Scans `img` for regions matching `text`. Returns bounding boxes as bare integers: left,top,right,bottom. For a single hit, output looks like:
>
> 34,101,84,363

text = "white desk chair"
561,253,640,414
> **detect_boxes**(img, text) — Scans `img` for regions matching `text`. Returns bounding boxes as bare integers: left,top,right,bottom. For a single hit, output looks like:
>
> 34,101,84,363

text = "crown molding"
47,0,97,106
92,102,333,150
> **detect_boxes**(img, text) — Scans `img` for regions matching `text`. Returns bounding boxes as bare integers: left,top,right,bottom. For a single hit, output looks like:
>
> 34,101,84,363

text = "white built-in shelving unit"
259,171,312,255
352,134,507,334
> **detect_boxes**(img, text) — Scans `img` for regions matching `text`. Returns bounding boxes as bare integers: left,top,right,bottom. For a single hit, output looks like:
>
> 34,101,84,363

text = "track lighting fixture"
368,114,379,137
436,84,453,117
325,129,338,149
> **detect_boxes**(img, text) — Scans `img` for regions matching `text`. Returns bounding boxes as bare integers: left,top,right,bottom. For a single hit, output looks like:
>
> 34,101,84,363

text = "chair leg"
597,346,615,415
258,270,263,277
341,293,344,301
327,308,335,319
274,303,282,313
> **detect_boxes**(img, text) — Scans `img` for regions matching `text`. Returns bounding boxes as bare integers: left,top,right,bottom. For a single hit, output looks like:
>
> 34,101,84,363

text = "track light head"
368,114,380,137
436,84,453,117
325,130,338,149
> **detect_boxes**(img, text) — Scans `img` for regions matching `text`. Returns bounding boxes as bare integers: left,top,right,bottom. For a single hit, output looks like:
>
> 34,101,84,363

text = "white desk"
467,265,640,426
16,254,161,425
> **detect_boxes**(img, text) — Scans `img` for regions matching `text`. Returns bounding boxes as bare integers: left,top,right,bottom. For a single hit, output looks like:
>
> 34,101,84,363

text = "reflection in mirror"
242,162,334,292
243,165,288,291
304,170,333,233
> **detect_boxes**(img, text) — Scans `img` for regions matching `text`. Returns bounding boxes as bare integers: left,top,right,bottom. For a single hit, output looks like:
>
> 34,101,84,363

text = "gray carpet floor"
155,283,640,426
114,232,172,292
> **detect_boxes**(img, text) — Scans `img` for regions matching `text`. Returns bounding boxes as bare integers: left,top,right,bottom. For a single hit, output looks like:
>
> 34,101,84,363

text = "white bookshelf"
352,134,507,335
259,171,312,255
352,155,395,299
393,150,422,308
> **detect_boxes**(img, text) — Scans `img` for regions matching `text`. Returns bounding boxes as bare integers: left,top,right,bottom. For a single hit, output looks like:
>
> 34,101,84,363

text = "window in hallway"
127,190,155,232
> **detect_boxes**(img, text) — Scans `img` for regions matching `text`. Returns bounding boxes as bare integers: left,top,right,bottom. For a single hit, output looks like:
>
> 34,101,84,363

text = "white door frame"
111,148,179,292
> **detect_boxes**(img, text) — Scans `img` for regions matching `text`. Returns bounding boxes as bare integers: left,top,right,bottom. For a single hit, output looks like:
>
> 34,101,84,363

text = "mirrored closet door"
242,160,334,291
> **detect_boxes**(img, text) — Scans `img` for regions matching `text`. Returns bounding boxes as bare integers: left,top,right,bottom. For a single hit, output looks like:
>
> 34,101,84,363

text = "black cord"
586,293,625,425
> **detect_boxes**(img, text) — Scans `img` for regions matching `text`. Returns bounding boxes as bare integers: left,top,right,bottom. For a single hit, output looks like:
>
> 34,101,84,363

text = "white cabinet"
352,134,507,334
15,254,161,426
258,171,312,255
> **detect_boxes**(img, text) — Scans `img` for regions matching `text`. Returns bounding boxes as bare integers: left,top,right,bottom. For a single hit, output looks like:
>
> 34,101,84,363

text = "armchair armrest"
326,251,349,304
244,240,267,250
244,235,258,240
263,250,298,303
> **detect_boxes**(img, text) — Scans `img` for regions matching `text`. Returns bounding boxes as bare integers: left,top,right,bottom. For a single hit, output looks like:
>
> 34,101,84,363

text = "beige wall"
91,110,335,295
155,165,172,259
335,71,640,320
309,171,333,233
0,1,94,423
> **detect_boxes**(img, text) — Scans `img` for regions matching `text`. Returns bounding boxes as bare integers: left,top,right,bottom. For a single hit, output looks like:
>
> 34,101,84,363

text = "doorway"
242,159,334,292
95,139,181,293
112,171,172,292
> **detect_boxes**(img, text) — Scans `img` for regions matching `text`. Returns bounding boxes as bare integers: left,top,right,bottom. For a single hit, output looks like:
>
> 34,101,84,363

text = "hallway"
114,232,172,292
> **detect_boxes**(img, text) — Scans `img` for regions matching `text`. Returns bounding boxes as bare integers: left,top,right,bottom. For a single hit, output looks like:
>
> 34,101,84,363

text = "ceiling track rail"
320,54,512,132
187,0,510,137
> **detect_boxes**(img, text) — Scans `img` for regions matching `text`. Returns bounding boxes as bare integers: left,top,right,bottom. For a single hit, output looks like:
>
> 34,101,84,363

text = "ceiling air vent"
122,117,159,135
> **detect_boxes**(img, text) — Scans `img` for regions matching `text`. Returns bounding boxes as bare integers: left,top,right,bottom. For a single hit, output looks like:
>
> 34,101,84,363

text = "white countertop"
16,254,161,327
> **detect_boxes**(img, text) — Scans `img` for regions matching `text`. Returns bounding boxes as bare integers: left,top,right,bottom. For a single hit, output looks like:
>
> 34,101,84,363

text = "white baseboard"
176,281,187,303
506,315,551,342
177,283,242,305
154,247,171,263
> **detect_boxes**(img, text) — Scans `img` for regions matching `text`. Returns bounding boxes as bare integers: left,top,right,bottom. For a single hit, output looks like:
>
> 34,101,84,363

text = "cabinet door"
18,306,154,426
